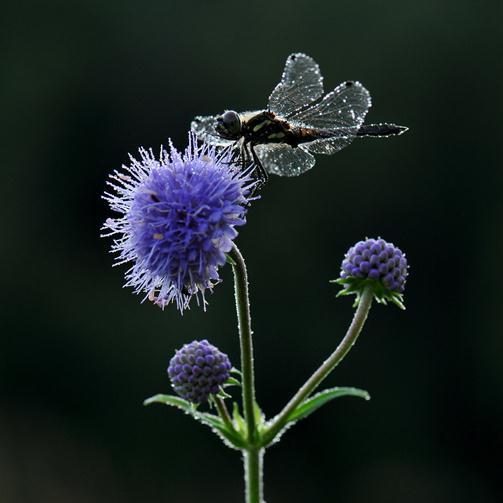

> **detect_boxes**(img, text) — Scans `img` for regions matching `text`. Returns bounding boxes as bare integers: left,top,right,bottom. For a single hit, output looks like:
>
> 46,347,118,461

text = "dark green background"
2,0,502,501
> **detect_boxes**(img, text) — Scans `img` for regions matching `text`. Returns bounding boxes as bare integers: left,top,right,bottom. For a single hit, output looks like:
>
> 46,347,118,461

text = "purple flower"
168,340,232,404
334,237,408,309
102,134,255,312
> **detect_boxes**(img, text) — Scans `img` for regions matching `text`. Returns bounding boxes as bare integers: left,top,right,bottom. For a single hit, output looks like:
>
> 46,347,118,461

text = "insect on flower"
101,135,255,313
191,53,408,185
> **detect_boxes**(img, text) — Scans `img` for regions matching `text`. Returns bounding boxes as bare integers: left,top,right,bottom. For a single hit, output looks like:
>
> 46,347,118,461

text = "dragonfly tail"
357,123,408,137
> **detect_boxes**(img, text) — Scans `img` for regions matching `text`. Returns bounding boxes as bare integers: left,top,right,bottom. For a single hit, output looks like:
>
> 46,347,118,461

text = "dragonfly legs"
243,143,268,196
228,141,268,198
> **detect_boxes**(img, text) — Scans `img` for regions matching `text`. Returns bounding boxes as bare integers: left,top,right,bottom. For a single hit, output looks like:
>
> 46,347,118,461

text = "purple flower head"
102,134,255,312
168,340,232,404
334,237,409,309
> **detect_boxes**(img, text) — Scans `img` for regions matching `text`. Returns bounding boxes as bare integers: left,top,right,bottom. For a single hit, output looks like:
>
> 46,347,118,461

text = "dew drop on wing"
191,115,234,147
287,80,371,131
268,53,325,118
255,144,315,177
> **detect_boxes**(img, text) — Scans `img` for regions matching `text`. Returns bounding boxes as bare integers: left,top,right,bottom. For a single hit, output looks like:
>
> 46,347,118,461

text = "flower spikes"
102,134,256,313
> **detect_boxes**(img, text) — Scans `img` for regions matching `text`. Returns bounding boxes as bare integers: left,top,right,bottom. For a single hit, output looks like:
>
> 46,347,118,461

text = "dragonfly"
191,53,407,184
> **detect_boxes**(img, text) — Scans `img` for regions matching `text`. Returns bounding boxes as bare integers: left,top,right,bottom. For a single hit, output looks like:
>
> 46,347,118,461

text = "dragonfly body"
241,110,407,146
230,110,328,148
192,53,407,180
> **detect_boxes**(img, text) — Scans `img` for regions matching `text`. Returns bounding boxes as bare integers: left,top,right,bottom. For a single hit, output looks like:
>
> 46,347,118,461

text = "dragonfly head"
216,110,242,139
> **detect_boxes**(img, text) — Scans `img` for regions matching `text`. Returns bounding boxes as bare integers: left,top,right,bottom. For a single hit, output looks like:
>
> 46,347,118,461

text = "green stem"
230,245,263,502
243,448,263,503
214,396,234,432
263,286,374,445
229,244,256,442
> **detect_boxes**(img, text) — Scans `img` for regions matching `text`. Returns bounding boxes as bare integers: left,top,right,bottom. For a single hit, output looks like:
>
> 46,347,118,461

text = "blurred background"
1,0,502,501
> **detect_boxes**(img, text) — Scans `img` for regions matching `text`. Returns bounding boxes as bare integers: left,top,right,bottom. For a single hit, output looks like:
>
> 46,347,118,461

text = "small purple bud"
335,237,409,309
167,340,232,404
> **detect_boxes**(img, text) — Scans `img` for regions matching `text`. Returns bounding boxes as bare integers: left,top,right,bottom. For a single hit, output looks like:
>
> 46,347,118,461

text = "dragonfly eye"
216,110,242,138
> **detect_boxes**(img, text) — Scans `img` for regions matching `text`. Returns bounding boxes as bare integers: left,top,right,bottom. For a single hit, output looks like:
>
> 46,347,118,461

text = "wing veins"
268,53,324,118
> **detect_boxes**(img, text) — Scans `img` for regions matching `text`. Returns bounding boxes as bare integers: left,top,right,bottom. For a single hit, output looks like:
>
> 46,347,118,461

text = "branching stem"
263,286,374,445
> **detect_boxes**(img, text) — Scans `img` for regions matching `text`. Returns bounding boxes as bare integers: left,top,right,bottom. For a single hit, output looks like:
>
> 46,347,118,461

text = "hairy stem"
214,396,234,432
263,286,374,445
230,244,256,442
229,244,262,502
243,448,263,503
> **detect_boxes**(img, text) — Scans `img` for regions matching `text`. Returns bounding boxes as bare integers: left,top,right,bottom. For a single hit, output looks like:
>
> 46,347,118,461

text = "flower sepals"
223,376,241,388
332,277,406,310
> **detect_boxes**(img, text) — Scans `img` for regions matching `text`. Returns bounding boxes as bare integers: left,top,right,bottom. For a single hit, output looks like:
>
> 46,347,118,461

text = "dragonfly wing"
191,115,234,147
305,136,355,155
302,126,359,155
255,143,315,177
290,81,371,131
268,53,324,118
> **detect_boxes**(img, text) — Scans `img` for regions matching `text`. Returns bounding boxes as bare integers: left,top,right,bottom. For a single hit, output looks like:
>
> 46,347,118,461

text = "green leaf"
144,394,220,428
253,401,265,428
223,376,241,388
144,394,193,411
198,412,246,448
144,394,246,449
225,253,237,266
233,402,246,435
197,411,223,429
216,388,232,399
287,387,370,423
